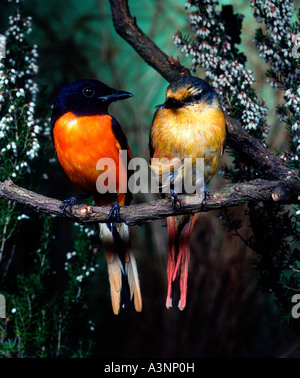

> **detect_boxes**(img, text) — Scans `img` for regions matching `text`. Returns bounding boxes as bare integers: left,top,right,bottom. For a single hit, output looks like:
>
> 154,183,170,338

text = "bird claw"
202,186,210,207
59,196,78,214
170,189,182,208
107,199,121,226
59,194,90,214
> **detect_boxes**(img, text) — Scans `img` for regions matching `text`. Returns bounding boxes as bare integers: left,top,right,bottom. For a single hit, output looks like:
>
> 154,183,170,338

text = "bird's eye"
193,92,202,101
82,87,95,98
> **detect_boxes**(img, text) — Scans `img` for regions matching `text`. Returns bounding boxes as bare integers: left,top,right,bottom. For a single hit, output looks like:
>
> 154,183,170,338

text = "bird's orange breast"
53,112,128,205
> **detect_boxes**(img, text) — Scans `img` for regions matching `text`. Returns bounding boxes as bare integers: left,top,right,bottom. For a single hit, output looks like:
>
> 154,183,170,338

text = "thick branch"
0,180,299,227
108,0,296,182
224,114,292,180
109,0,191,82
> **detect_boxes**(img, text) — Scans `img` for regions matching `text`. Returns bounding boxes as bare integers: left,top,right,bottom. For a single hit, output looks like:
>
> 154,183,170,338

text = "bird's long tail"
99,222,142,315
166,214,196,310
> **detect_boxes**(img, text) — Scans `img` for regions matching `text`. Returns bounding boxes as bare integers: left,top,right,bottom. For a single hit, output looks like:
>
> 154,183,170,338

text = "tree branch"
1,180,299,227
224,114,292,180
109,0,191,82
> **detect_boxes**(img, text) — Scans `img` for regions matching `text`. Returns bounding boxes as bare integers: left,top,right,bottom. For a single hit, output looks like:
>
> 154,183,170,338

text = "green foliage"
0,217,98,357
249,1,300,326
0,2,38,265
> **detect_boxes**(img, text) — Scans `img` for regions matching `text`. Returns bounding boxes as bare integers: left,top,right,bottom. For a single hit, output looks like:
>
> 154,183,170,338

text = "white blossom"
173,1,269,136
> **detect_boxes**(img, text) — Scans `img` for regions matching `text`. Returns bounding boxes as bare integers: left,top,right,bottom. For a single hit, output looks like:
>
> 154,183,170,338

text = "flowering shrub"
0,1,42,272
251,2,300,311
173,0,269,139
251,0,300,171
0,0,98,357
0,11,40,181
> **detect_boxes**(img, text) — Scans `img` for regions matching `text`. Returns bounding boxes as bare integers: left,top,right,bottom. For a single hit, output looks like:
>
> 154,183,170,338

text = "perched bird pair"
51,76,226,314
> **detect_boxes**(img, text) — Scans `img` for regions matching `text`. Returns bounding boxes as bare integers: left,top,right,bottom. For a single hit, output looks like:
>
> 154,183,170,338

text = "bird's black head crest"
51,79,132,129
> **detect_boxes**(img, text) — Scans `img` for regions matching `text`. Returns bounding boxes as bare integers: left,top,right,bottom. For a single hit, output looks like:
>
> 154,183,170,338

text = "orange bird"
149,76,226,310
51,79,142,314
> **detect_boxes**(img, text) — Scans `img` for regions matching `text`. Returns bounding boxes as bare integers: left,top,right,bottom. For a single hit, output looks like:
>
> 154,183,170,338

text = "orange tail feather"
100,223,142,314
119,223,142,312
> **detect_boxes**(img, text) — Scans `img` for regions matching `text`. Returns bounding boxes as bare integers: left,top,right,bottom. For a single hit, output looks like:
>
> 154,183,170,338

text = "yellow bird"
149,76,226,310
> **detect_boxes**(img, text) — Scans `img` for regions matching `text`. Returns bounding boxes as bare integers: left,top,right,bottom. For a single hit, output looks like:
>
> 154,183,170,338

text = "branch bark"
109,0,191,82
1,180,299,227
224,114,292,180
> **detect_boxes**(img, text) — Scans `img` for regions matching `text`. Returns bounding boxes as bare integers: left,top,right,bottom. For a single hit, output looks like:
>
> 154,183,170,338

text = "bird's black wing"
111,117,133,206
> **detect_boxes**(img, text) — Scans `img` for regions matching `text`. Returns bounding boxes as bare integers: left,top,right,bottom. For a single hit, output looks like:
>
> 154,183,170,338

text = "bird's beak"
163,97,183,109
98,90,133,102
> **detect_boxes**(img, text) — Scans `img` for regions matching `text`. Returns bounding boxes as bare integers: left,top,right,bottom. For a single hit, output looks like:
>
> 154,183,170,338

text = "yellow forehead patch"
166,86,200,101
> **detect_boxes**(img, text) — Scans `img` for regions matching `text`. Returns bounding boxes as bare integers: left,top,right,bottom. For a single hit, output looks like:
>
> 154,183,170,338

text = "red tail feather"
166,216,177,308
166,215,196,310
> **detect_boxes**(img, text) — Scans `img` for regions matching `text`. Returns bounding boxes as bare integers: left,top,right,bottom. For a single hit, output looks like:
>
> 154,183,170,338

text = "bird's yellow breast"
150,102,226,183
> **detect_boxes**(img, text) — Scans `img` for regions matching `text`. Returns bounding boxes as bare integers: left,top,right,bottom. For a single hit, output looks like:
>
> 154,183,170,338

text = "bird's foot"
59,194,90,214
170,189,182,208
202,185,210,207
60,196,79,214
107,199,121,229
